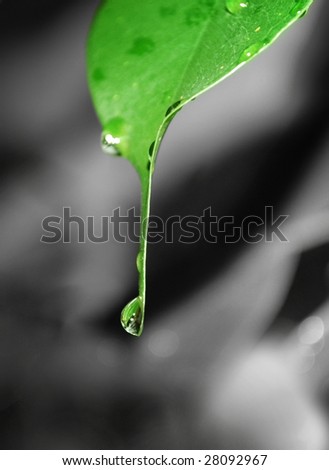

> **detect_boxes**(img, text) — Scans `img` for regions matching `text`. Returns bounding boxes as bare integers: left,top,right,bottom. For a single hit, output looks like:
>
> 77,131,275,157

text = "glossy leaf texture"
87,0,314,336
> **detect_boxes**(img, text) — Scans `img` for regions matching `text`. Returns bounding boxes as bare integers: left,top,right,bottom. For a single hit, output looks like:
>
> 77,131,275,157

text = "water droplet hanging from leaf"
101,117,129,157
121,296,144,337
239,42,267,63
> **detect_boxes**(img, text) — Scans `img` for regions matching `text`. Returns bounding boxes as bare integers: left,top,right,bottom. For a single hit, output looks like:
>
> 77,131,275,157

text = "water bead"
101,132,122,156
226,0,249,15
165,100,182,117
121,296,144,336
239,42,265,63
101,116,128,156
136,251,143,273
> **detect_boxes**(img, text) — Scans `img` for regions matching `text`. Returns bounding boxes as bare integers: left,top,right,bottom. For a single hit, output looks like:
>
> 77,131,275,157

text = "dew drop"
239,42,265,63
101,132,121,156
299,9,308,19
165,100,182,117
290,2,308,18
226,0,249,15
136,251,143,273
121,296,144,336
148,141,155,171
149,141,155,156
101,116,128,157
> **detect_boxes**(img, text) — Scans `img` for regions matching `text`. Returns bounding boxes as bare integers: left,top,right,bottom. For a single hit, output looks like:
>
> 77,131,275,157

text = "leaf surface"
87,0,314,335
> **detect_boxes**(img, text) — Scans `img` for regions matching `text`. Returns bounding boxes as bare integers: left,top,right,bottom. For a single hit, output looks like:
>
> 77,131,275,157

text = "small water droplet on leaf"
239,42,265,62
226,0,249,15
101,116,128,156
290,2,308,18
149,141,155,156
121,296,144,336
165,100,182,117
136,251,143,272
101,132,121,156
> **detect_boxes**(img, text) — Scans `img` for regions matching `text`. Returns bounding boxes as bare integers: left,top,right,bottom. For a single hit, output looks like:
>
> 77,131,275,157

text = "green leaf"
87,0,314,336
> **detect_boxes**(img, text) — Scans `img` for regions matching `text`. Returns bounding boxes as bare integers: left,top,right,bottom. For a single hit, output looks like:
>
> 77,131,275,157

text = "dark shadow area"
0,145,41,190
267,241,329,332
0,0,84,39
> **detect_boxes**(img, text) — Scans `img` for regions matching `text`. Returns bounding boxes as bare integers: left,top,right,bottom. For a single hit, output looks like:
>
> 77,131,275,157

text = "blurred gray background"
1,0,329,449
